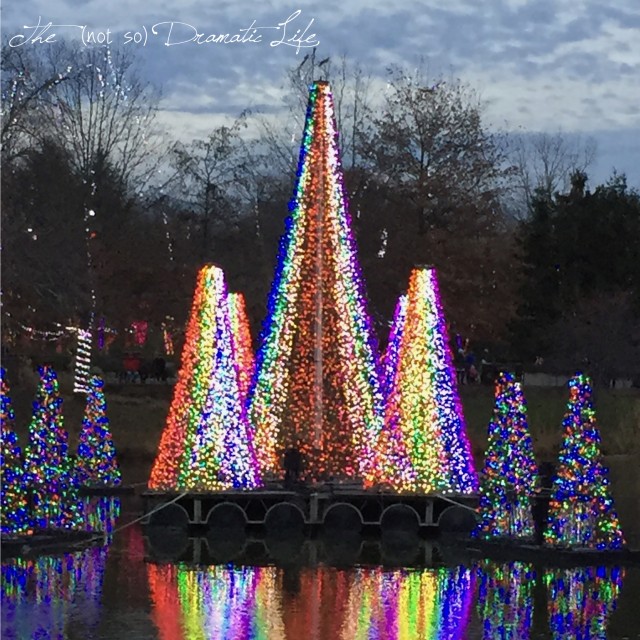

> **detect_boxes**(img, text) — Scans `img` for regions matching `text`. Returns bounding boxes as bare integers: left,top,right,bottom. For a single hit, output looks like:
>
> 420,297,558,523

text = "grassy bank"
7,372,640,476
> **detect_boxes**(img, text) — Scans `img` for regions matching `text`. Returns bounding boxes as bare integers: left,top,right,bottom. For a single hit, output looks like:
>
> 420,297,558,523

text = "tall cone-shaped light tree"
383,267,478,493
380,294,408,397
249,81,392,483
148,265,261,490
76,376,121,487
476,372,538,539
0,368,31,535
229,292,255,408
544,373,625,549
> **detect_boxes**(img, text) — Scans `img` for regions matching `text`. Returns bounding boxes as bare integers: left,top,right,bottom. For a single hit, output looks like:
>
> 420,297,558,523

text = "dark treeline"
1,45,639,383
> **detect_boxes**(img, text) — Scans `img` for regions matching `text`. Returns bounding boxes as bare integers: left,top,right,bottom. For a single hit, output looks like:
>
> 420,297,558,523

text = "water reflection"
147,562,474,640
476,561,535,640
545,566,625,640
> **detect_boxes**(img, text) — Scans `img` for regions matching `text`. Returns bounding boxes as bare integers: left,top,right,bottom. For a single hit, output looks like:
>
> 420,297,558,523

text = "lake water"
1,496,639,640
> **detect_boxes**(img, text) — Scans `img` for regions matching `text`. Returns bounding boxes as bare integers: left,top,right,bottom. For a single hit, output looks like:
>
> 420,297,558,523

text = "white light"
88,210,96,216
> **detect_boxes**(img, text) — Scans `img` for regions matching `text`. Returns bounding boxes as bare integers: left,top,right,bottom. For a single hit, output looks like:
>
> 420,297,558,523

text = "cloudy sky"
3,0,639,187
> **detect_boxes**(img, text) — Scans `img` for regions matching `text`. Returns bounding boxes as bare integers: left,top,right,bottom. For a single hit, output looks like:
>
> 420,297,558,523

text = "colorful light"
249,81,384,483
148,265,261,490
476,561,535,640
24,366,83,529
382,267,478,493
0,368,31,535
76,376,122,487
545,566,624,639
229,292,255,408
380,294,408,397
476,373,538,539
544,374,625,550
131,320,148,346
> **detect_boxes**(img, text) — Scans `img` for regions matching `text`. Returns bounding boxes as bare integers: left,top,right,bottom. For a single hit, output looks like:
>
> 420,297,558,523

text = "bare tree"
509,131,596,214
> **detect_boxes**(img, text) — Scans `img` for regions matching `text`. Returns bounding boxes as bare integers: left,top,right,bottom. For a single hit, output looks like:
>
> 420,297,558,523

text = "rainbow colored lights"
544,374,625,550
382,267,478,493
24,366,82,529
476,373,538,539
148,265,261,491
147,562,475,640
249,81,384,483
229,292,255,408
0,368,31,535
76,376,122,487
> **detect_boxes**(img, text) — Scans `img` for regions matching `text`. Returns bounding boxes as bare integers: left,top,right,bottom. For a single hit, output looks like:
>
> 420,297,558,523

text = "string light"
544,373,625,550
379,294,407,396
476,373,538,539
131,320,148,346
249,81,384,484
73,328,93,394
76,376,122,487
382,267,478,493
0,368,32,535
148,265,261,491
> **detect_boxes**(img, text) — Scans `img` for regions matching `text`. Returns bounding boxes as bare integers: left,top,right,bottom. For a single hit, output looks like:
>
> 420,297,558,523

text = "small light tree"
24,366,82,529
76,376,121,487
476,372,538,539
544,373,625,549
0,368,31,535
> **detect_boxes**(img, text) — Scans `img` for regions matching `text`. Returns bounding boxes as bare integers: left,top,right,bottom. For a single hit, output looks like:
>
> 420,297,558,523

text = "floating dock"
141,487,479,536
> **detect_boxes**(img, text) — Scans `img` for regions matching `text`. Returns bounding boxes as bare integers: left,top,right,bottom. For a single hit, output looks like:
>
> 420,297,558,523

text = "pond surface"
1,497,639,640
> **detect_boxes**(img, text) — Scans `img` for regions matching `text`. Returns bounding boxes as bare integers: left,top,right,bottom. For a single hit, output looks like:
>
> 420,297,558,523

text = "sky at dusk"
3,0,639,188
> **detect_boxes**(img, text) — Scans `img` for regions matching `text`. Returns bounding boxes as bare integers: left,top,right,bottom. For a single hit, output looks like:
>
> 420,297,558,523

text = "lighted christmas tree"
544,374,625,549
249,81,390,483
24,366,82,529
476,372,538,539
0,368,31,535
76,376,121,487
148,265,261,490
229,292,255,408
383,266,478,493
545,566,624,639
380,294,407,397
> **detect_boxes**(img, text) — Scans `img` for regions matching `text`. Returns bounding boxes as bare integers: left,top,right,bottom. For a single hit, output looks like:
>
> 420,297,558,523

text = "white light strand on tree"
73,328,92,394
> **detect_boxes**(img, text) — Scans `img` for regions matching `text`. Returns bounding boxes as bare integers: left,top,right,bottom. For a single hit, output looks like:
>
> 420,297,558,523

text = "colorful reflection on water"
147,564,474,640
0,524,634,639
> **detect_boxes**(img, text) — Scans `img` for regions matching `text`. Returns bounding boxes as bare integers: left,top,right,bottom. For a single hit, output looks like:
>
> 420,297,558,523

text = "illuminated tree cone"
383,267,478,493
250,81,387,483
380,294,408,397
24,366,82,529
545,566,624,640
544,374,625,549
476,373,538,539
476,561,535,640
0,368,31,535
76,376,121,487
229,292,255,408
148,265,261,490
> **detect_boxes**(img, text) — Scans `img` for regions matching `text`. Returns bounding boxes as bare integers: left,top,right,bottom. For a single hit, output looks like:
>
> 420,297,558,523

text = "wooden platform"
141,487,479,535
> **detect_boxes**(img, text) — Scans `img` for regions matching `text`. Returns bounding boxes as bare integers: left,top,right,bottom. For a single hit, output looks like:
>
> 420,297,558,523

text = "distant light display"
476,373,538,539
0,368,31,535
476,561,535,640
383,267,478,493
545,566,624,639
544,374,625,550
73,327,93,394
24,366,82,529
148,265,261,491
228,292,255,408
249,81,384,483
76,376,122,487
